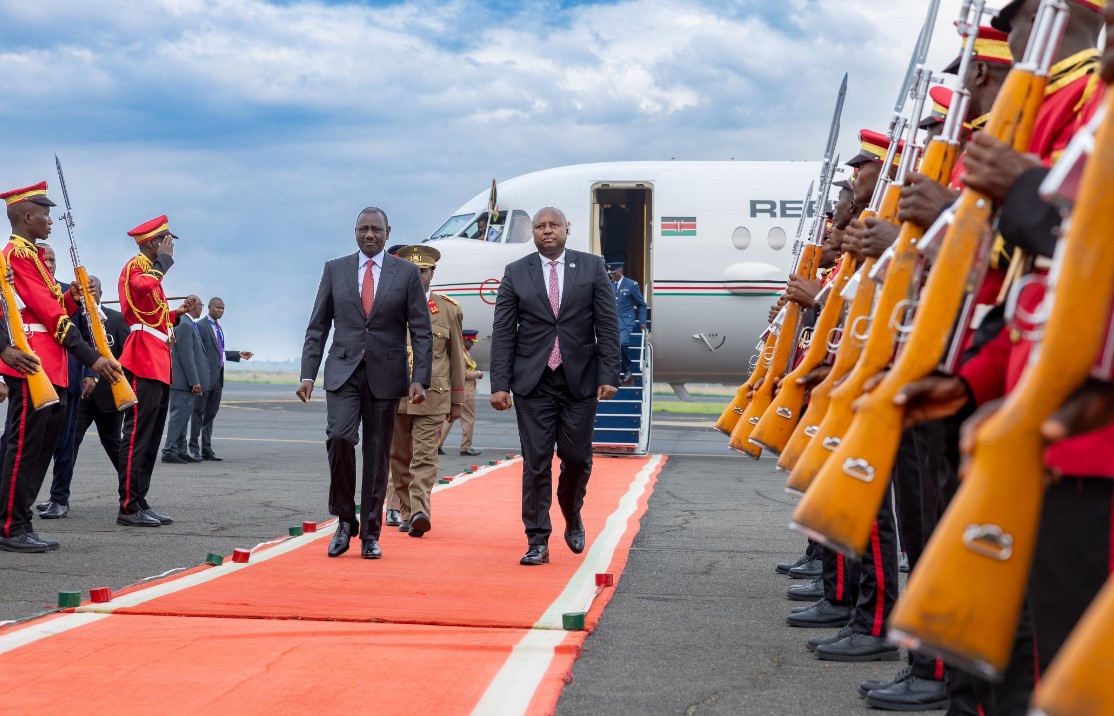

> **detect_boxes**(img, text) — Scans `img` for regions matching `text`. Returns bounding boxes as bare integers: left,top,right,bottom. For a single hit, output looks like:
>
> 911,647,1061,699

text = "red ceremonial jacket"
0,236,81,387
118,253,177,384
959,55,1110,477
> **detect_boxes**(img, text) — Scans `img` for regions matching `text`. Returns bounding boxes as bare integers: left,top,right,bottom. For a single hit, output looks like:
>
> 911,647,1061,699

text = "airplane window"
505,210,532,244
463,213,505,241
428,213,475,241
732,227,752,250
767,227,787,250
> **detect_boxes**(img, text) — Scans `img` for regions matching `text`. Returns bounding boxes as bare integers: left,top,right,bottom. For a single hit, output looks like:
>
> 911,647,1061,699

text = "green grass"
651,400,724,415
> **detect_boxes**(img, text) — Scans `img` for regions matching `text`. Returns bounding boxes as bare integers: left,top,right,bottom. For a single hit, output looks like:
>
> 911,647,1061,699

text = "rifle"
55,156,137,411
790,0,1067,559
776,8,937,475
714,333,775,435
0,250,59,410
887,41,1112,680
728,76,849,457
1031,572,1114,714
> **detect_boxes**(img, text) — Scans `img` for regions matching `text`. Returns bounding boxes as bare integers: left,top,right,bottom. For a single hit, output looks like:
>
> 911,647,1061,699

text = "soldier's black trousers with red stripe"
117,370,169,515
0,376,67,537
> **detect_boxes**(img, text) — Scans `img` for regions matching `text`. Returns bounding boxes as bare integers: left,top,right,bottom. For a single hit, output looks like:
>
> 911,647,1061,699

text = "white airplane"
424,160,821,397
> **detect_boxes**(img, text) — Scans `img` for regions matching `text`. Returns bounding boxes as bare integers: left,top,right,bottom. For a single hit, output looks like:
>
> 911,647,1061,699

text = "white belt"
130,324,170,342
23,323,48,334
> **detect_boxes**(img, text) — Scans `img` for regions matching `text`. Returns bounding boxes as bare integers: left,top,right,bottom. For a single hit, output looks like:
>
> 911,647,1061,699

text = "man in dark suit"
192,297,252,461
70,277,129,475
489,207,620,566
297,206,432,560
161,295,208,463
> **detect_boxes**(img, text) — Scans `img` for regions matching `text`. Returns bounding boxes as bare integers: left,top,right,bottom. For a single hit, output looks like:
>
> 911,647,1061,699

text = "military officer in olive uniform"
386,245,465,537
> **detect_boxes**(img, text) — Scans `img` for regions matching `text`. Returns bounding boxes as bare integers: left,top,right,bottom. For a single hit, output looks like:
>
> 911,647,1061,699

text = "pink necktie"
546,260,562,370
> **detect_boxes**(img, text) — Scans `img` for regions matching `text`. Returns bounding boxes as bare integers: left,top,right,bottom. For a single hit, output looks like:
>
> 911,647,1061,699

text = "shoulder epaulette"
440,294,460,307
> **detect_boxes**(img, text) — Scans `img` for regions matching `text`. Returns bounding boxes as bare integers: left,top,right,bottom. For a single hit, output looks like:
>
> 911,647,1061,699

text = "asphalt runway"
0,383,916,714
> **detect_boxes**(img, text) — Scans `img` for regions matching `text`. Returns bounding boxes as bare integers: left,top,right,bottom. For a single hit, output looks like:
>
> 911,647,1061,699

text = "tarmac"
0,383,923,715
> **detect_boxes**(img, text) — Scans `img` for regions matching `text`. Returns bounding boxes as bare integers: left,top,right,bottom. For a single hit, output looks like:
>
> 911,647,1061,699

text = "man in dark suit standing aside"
193,297,252,461
161,295,208,464
297,206,432,560
489,207,620,566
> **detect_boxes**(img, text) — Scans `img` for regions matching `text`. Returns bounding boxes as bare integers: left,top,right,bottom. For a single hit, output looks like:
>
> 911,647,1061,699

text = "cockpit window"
463,212,506,242
505,210,532,243
428,213,475,241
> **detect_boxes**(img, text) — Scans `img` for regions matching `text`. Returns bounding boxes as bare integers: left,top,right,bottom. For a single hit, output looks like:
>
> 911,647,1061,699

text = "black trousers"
72,395,123,475
822,544,859,605
191,372,222,456
46,388,82,505
513,366,597,546
850,483,900,637
118,371,169,515
325,366,398,540
0,377,67,537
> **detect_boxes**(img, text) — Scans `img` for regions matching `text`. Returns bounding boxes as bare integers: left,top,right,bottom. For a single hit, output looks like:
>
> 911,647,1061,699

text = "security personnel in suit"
605,262,647,383
192,298,252,461
386,245,465,537
117,215,199,527
0,182,122,552
161,295,208,463
439,329,483,457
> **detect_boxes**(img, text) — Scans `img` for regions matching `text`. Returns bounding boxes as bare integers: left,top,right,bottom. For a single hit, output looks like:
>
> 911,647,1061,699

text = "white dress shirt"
359,249,385,301
540,251,566,305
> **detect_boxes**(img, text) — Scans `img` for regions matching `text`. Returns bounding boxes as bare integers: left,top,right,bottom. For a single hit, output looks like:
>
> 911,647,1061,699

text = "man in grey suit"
297,206,432,560
162,295,209,464
490,207,621,566
192,297,253,461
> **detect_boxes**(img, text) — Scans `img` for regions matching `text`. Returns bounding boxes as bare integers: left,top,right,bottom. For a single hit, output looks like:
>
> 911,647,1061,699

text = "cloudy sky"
0,0,969,360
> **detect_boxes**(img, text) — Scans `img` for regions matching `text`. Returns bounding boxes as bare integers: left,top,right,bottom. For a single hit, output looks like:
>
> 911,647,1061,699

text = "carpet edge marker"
535,453,665,629
72,458,524,616
469,629,569,716
0,613,110,656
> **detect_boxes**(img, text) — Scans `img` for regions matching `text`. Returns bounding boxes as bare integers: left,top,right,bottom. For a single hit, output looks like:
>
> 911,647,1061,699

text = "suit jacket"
88,306,129,412
170,314,209,392
300,251,432,398
613,275,648,331
398,292,466,416
490,249,620,400
196,315,241,392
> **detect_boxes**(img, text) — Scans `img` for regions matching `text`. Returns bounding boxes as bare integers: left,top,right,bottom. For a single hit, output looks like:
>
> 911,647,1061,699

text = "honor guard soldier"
386,245,465,537
0,182,122,552
117,215,199,527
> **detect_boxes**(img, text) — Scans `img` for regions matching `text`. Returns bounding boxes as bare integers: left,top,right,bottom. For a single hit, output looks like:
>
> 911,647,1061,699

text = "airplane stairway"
593,330,652,455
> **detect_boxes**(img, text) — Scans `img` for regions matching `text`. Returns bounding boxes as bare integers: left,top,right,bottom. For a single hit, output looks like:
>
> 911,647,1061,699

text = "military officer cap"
1,181,56,208
919,86,954,129
462,329,479,339
605,262,624,273
386,244,407,256
127,215,179,244
396,244,441,269
944,25,1011,74
846,129,905,169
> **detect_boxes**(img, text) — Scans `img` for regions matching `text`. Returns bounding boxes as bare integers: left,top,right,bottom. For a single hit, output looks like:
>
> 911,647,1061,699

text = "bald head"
532,207,570,259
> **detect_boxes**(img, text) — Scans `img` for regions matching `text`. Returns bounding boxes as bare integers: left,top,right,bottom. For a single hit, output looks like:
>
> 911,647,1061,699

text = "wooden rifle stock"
888,90,1114,680
74,266,135,411
729,245,822,457
715,332,776,436
1031,573,1114,714
0,251,59,410
751,257,857,455
789,65,1051,558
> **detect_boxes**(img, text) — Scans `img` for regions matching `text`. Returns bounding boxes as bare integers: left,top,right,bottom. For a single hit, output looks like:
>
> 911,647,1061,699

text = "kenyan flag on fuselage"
660,216,696,237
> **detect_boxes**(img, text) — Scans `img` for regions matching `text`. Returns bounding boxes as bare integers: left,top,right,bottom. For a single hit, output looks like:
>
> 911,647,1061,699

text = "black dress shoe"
143,507,174,525
328,522,353,557
786,598,852,627
409,512,431,537
35,500,51,512
437,447,446,455
27,532,60,550
859,665,913,697
40,501,69,519
787,576,823,601
202,453,224,462
865,674,949,711
787,557,822,579
161,454,187,464
117,510,161,527
0,532,57,552
520,544,549,565
398,520,410,533
360,538,382,559
776,553,812,574
385,509,401,527
182,453,203,463
460,448,481,457
564,513,585,554
807,624,854,653
814,631,900,662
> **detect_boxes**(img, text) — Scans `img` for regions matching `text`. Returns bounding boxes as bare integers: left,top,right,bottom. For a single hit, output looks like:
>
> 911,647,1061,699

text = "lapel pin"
570,263,576,268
